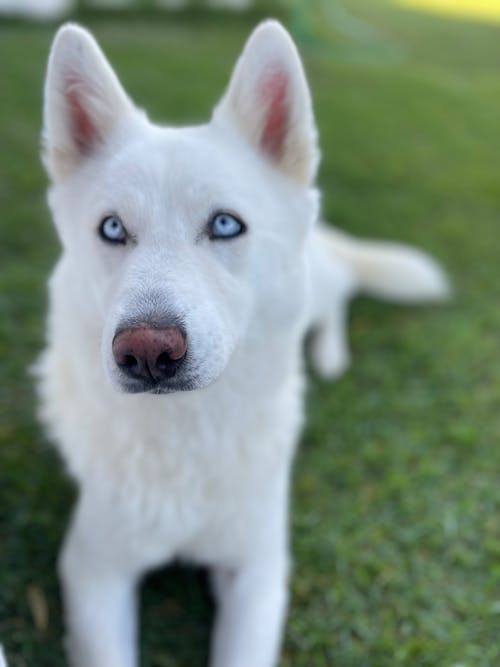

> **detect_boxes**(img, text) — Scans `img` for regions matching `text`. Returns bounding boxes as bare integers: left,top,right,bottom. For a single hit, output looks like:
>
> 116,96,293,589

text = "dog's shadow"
141,564,213,667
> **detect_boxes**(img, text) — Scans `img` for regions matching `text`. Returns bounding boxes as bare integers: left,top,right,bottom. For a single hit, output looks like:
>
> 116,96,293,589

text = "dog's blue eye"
209,212,245,240
99,215,127,244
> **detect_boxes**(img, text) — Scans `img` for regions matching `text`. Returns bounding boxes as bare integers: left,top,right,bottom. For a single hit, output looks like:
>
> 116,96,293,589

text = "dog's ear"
212,20,319,186
43,24,135,182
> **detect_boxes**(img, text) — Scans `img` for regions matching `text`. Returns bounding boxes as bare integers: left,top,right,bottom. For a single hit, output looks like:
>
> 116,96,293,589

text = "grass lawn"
1,1,500,665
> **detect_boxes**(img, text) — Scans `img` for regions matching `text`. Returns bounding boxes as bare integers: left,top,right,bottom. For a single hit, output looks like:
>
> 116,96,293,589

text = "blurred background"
1,1,500,665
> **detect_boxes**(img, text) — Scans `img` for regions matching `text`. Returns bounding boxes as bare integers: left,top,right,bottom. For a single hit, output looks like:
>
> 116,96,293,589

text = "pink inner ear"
65,77,97,155
259,67,289,160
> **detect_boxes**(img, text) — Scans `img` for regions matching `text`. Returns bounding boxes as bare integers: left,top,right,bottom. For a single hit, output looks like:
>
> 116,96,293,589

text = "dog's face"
43,21,319,394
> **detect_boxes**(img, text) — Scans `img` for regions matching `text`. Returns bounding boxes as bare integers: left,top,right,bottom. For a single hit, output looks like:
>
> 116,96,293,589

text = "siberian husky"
34,20,448,667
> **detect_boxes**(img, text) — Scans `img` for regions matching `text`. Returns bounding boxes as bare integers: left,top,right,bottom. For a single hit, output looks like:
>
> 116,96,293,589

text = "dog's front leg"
59,496,142,667
210,549,289,667
209,493,290,667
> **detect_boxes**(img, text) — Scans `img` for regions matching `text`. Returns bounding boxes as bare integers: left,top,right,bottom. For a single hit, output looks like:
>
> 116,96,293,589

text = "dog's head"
42,21,320,394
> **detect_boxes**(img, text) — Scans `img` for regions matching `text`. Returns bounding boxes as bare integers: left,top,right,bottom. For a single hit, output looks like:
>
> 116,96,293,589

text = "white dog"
35,20,448,667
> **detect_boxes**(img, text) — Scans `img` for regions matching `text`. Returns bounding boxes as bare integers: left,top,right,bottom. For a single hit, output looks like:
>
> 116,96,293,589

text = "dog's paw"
309,325,351,380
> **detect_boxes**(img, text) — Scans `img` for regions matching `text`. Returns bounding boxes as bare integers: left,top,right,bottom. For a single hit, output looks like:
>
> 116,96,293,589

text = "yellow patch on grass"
394,0,500,25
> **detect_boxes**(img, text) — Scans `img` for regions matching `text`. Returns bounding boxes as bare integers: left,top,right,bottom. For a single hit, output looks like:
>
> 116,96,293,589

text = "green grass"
1,2,500,665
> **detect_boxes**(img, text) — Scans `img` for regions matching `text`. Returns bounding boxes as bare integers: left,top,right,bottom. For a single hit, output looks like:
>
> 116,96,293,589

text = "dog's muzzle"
112,324,189,393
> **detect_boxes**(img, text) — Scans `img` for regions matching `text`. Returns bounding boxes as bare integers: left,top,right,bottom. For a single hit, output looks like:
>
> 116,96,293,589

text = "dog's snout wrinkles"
112,326,187,381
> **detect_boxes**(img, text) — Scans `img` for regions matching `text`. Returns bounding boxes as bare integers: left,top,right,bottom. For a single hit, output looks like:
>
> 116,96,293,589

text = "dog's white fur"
35,21,448,667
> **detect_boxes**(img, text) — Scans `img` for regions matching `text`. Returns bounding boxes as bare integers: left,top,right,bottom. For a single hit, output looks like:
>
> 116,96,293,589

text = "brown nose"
112,326,187,382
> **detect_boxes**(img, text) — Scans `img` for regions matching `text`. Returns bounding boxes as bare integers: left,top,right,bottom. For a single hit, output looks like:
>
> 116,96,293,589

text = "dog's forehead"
81,121,284,230
108,123,254,199
68,119,310,235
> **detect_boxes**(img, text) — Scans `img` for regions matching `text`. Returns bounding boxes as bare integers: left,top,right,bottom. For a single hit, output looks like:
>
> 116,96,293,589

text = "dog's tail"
0,645,8,667
308,223,450,379
317,224,450,304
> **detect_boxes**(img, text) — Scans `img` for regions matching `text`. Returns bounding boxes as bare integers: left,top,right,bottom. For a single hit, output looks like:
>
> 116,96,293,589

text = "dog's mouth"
116,374,199,395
